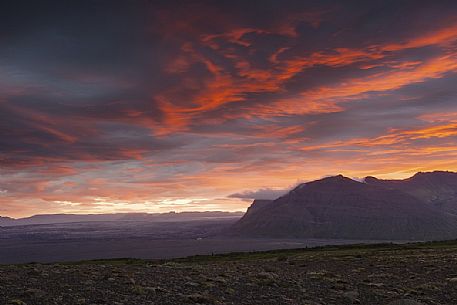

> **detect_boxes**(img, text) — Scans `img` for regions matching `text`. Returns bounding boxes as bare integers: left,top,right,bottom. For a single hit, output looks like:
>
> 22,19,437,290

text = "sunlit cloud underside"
1,1,457,217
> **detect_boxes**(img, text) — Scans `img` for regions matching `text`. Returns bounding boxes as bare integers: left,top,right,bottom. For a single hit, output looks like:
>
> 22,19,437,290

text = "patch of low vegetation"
1,240,457,304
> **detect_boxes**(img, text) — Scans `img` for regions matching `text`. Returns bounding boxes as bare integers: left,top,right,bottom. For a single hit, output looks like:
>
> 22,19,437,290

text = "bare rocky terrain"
2,241,457,305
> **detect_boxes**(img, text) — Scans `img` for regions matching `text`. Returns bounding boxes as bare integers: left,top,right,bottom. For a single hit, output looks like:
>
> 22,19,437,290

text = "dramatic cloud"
1,0,457,217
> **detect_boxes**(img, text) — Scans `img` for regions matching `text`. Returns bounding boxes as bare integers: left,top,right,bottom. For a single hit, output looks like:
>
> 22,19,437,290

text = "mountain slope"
232,175,457,240
0,216,14,226
365,171,457,216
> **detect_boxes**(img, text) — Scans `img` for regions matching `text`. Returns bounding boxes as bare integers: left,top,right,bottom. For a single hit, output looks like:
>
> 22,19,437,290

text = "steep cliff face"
365,171,457,215
243,200,273,216
231,174,457,241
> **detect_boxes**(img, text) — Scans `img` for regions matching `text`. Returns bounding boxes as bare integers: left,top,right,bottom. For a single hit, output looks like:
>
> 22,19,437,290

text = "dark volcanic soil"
2,241,457,305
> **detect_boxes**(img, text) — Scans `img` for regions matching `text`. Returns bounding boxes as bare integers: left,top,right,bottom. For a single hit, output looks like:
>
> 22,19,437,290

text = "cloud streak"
1,0,457,217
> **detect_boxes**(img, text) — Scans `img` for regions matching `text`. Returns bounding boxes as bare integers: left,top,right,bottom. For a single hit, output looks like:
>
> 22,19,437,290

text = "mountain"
231,175,457,240
0,216,14,226
118,211,244,222
365,171,457,215
0,214,127,226
0,211,244,227
243,200,273,217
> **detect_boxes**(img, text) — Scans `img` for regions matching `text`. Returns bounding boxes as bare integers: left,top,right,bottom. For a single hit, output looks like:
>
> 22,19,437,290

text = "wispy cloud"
1,1,457,217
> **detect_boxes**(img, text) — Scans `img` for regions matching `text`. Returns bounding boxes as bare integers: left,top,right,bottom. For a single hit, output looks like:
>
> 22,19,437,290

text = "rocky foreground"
2,241,457,305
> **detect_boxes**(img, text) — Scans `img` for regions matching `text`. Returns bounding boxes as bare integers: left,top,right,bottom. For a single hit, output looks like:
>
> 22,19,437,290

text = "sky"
1,0,457,217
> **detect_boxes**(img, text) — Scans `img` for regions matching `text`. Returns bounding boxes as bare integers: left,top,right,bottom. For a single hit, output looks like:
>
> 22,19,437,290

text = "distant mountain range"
0,211,244,227
231,171,457,241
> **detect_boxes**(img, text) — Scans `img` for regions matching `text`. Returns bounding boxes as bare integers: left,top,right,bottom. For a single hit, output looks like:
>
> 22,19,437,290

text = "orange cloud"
154,21,457,133
419,112,457,123
298,121,457,152
4,5,457,217
298,54,457,104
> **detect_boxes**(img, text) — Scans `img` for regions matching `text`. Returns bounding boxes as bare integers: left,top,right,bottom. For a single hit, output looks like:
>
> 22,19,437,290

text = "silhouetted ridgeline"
0,211,244,227
231,171,457,241
365,171,457,215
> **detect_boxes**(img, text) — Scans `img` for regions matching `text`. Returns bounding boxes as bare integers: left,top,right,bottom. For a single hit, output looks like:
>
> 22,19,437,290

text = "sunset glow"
1,1,457,217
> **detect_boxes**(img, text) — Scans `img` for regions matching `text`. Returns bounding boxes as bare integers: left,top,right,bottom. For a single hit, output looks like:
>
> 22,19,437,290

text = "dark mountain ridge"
0,211,244,227
232,172,457,240
365,171,457,215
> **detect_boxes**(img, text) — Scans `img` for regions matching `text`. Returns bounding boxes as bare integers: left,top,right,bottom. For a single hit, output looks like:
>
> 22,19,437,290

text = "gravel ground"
1,241,457,305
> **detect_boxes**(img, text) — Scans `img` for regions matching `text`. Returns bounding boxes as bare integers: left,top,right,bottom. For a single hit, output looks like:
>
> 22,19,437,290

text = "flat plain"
0,220,375,264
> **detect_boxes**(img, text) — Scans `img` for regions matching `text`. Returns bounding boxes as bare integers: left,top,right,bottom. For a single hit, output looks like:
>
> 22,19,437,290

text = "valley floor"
2,241,457,305
0,220,381,264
